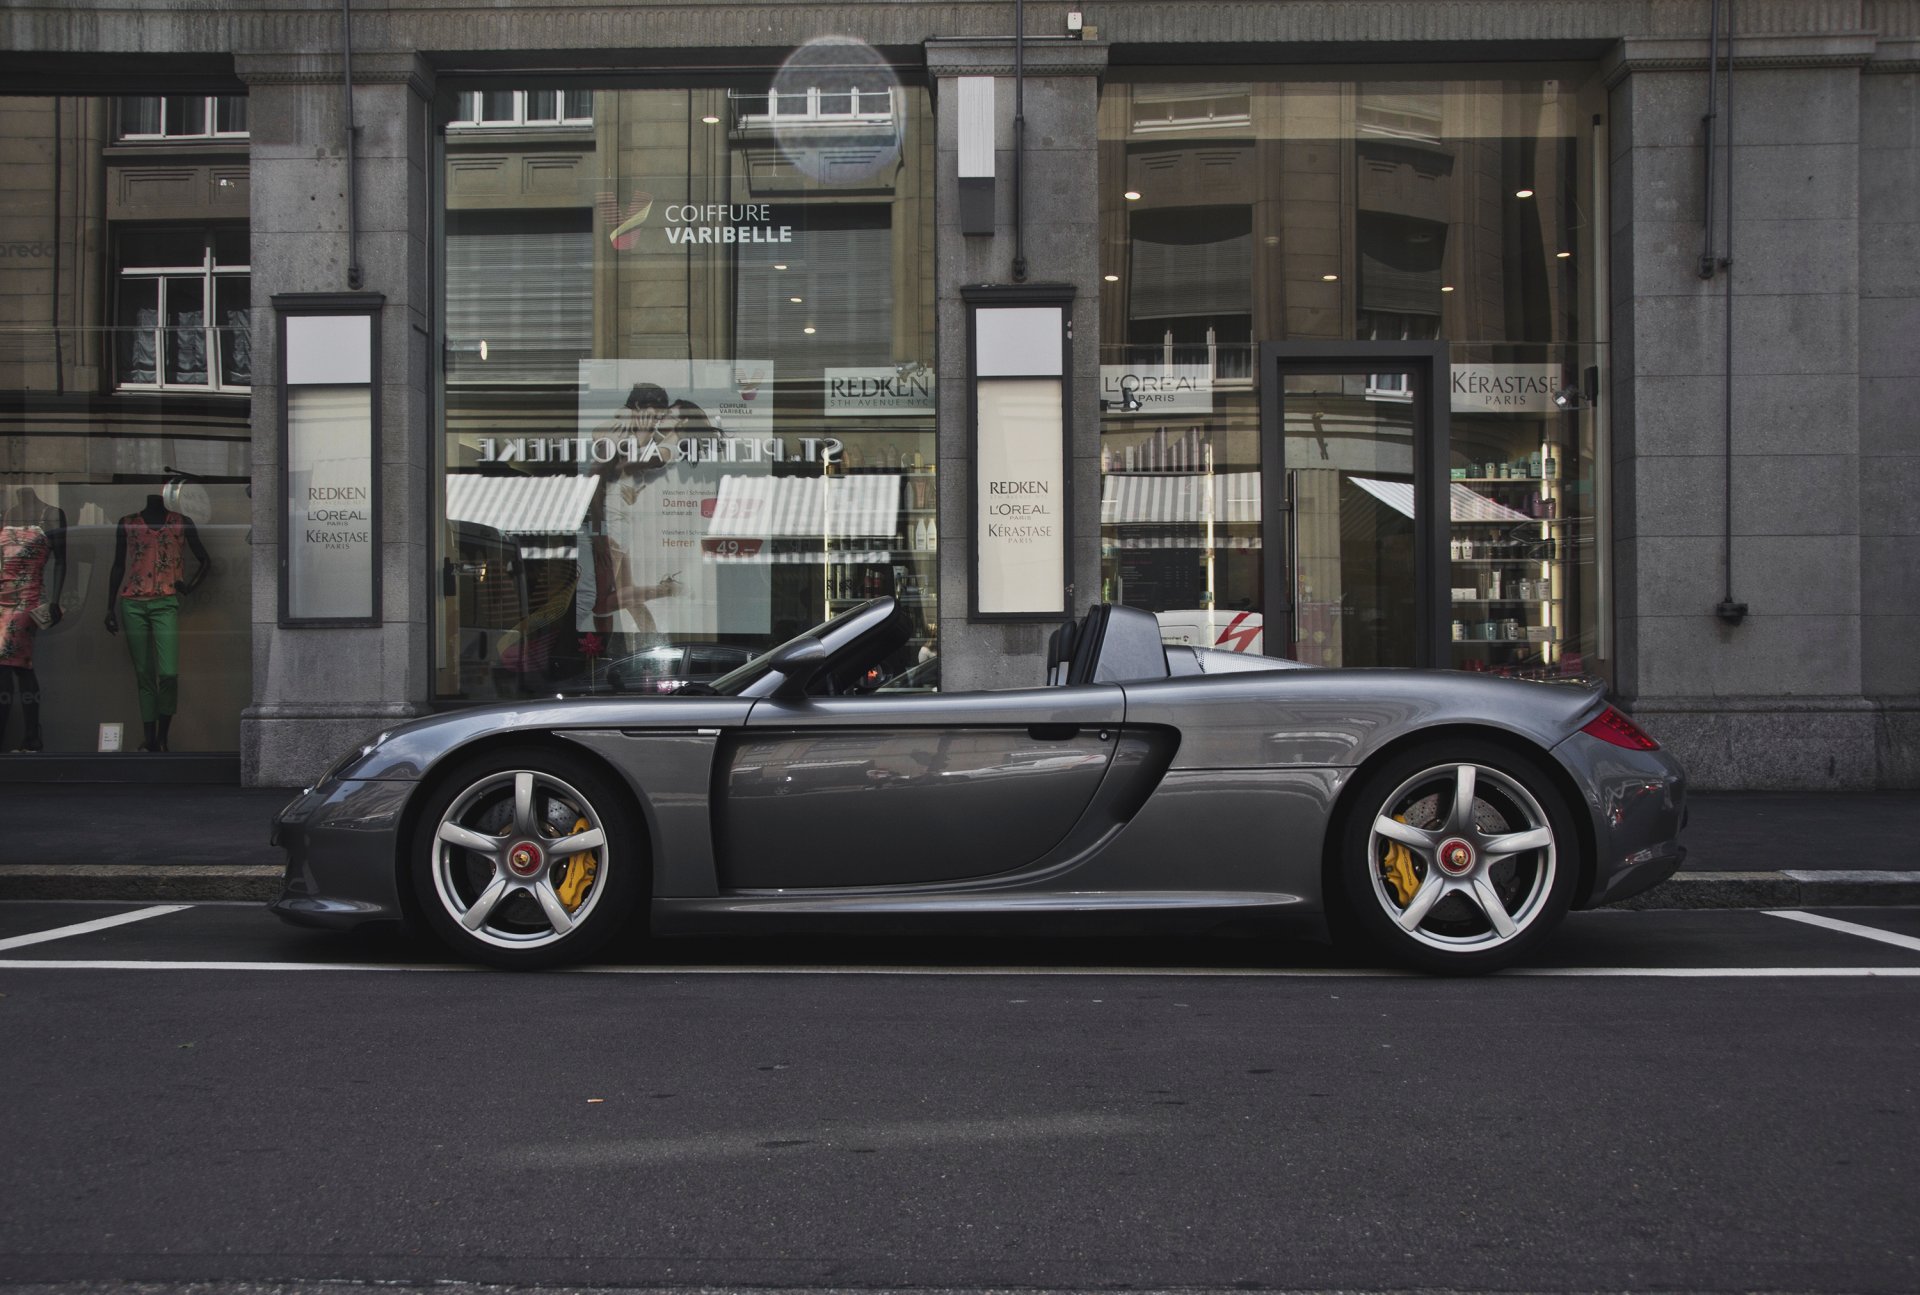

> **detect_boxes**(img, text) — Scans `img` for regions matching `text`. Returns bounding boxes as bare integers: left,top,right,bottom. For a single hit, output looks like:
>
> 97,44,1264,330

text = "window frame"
446,89,594,129
114,227,252,394
116,94,249,142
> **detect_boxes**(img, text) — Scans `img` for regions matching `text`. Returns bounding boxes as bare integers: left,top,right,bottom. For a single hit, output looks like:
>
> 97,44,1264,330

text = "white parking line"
1766,909,1920,954
0,904,191,953
0,958,1917,978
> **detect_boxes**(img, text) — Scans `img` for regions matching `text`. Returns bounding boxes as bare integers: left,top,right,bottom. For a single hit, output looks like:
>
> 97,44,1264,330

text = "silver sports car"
271,598,1686,974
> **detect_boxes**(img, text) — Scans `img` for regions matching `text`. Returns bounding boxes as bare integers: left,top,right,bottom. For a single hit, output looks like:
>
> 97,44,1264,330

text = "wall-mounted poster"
282,310,378,624
974,378,1066,617
573,360,778,640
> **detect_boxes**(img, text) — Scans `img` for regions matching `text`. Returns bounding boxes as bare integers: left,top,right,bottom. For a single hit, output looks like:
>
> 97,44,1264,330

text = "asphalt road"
2,902,1918,1295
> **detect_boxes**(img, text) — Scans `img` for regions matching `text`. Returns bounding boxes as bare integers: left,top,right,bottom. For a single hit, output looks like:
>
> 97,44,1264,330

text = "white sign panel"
824,367,936,417
1098,365,1213,417
975,379,1066,616
1450,364,1560,413
286,385,375,620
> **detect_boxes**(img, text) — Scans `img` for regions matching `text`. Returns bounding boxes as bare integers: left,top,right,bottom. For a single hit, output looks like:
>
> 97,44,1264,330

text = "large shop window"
1098,74,1610,682
438,83,936,701
1,95,252,759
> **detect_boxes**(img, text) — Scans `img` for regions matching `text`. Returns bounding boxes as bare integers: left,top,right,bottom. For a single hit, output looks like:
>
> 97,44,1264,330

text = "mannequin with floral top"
0,486,68,752
104,493,209,752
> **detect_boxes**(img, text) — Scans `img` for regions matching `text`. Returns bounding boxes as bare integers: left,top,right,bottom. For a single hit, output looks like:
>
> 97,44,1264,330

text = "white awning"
1349,477,1535,524
708,473,902,540
445,473,599,560
1100,471,1263,526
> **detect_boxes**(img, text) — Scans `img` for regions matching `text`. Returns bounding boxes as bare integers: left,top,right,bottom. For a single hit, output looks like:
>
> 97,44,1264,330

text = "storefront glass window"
437,83,937,700
1099,74,1610,682
1,94,253,755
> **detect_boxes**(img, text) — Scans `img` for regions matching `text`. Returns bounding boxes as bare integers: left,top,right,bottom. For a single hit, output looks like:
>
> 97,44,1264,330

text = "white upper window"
447,90,594,129
117,95,248,141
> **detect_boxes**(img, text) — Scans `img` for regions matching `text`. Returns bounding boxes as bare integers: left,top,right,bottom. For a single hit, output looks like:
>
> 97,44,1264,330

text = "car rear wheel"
410,746,642,969
1337,739,1577,974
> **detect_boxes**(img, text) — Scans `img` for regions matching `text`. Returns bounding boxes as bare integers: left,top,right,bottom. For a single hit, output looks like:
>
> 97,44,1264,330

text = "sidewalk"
0,782,1914,907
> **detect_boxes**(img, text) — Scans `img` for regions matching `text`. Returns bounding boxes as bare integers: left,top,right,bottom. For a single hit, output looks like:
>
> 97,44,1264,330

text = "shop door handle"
1027,724,1081,741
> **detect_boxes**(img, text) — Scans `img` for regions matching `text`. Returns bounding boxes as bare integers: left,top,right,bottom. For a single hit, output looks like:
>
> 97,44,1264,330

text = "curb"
1611,870,1920,910
2,866,1918,909
0,866,284,902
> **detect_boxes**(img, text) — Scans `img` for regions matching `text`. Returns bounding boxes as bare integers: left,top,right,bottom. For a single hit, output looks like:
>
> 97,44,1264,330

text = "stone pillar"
1606,33,1881,788
926,37,1108,693
1860,42,1920,785
237,52,435,786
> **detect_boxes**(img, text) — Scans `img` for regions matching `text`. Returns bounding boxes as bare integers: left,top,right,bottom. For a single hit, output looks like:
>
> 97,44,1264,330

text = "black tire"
409,744,644,970
1335,738,1578,975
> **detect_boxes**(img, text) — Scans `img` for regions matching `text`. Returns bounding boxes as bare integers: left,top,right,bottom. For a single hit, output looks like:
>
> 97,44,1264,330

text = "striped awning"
1348,477,1535,524
445,474,599,552
707,473,902,540
1101,471,1263,526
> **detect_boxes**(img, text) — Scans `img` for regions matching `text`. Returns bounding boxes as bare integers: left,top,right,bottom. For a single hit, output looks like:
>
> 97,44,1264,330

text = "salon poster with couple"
573,360,779,639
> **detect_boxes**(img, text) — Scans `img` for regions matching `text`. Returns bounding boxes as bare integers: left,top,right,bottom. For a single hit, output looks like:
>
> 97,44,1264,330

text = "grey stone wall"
1860,47,1920,785
235,54,436,786
928,39,1107,693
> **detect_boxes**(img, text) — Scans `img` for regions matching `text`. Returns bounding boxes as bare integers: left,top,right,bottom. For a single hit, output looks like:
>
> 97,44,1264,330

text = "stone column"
1860,41,1920,785
237,52,435,786
926,37,1108,693
1606,33,1879,788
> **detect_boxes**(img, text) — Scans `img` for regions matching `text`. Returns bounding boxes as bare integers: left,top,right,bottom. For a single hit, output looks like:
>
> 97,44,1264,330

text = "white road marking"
0,904,190,952
1766,909,1920,953
0,958,1917,978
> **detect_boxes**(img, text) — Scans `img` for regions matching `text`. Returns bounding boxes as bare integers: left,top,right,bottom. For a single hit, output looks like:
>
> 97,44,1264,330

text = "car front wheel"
1338,740,1578,974
410,746,642,969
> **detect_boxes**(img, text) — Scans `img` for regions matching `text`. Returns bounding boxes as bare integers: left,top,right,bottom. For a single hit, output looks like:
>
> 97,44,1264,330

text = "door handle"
1027,724,1081,741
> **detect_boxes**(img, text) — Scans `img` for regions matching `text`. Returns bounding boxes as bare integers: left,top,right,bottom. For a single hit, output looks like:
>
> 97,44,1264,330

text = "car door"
717,686,1128,889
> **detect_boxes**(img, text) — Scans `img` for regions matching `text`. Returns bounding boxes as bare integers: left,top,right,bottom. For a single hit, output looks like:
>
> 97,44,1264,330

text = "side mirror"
768,635,828,699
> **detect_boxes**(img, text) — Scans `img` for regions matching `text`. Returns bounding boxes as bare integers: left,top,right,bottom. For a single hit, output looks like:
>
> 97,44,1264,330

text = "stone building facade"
1,1,1914,789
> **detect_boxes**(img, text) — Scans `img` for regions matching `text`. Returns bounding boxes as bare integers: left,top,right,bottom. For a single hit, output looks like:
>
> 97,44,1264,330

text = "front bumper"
269,778,416,930
1554,729,1689,909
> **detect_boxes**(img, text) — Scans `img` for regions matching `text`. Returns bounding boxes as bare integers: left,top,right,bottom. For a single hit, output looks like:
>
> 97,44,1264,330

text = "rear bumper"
1553,730,1689,909
268,778,414,930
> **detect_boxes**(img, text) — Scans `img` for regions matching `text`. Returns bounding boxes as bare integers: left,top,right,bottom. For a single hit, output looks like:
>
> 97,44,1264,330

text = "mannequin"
0,486,68,752
105,493,208,752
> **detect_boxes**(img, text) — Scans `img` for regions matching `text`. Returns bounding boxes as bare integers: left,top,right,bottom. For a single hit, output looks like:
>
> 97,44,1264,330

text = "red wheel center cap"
1438,838,1476,876
507,841,545,877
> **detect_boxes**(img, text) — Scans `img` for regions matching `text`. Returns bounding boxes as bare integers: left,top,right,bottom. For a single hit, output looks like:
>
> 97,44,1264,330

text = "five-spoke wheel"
1338,740,1577,973
411,746,641,969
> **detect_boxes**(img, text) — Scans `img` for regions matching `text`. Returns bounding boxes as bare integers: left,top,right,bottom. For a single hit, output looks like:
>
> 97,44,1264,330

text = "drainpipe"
1011,0,1027,282
1700,0,1745,624
343,0,363,290
52,95,64,396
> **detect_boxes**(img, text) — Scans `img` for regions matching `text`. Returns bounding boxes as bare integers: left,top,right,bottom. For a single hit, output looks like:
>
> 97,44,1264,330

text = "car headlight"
311,730,390,790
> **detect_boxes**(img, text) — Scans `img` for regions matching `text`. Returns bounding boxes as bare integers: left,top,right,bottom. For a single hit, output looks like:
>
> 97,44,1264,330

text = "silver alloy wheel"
1365,760,1557,953
429,768,610,951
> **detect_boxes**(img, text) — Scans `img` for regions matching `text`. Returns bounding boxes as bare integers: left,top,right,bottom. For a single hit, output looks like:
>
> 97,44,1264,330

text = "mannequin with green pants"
105,494,209,752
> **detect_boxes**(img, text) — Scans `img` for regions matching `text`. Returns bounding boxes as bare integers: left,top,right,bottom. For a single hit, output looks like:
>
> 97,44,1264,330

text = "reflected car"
272,598,1687,975
560,642,756,695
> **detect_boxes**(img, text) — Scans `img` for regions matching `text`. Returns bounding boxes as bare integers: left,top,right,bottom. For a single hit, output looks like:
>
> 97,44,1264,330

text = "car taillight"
1581,705,1660,750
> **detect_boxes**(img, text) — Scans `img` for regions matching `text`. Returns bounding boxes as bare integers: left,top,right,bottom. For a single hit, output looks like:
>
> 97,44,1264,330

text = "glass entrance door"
1265,348,1447,668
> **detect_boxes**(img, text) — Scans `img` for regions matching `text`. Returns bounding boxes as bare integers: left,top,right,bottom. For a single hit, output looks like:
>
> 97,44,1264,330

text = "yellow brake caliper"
555,816,599,911
1381,814,1421,906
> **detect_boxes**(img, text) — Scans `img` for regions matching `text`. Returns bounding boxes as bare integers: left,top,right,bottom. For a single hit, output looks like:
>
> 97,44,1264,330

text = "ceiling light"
1441,285,1455,293
1321,273,1339,282
1103,273,1119,282
1515,188,1535,199
789,296,803,303
1123,190,1142,201
803,326,816,335
1556,250,1572,259
773,263,788,270
478,340,489,361
701,114,720,124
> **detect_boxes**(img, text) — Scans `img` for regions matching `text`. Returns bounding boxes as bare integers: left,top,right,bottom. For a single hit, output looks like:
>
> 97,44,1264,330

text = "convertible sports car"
271,597,1686,974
